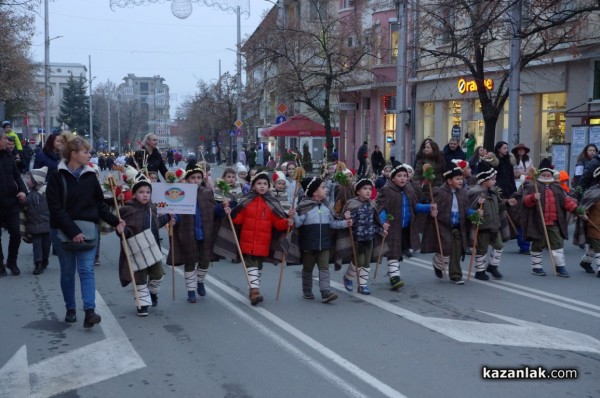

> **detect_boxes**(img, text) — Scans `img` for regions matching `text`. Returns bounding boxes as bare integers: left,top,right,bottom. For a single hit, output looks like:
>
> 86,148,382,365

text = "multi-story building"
118,73,172,149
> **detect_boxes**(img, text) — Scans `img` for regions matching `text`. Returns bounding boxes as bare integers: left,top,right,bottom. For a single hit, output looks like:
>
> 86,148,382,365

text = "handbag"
57,174,98,252
124,228,163,272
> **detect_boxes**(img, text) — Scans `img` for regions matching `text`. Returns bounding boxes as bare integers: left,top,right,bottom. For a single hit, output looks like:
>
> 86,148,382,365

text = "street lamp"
44,0,63,142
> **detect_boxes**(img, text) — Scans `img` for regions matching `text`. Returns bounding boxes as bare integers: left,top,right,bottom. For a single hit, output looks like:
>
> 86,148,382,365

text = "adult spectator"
462,133,476,159
22,141,34,173
256,145,264,167
413,139,446,188
511,143,532,188
371,144,385,177
2,121,22,152
239,147,248,166
127,133,168,179
389,139,399,165
493,141,517,199
573,144,598,187
375,165,392,189
468,146,486,175
0,129,28,277
46,134,124,326
166,148,174,168
442,137,466,166
357,141,368,176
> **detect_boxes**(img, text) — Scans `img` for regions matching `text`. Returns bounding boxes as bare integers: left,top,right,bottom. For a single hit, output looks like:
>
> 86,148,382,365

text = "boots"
33,262,44,275
474,271,489,280
249,288,263,305
357,267,370,295
0,262,7,278
302,271,314,299
83,309,101,328
42,259,49,270
64,309,77,323
486,265,503,279
6,260,20,276
486,249,503,279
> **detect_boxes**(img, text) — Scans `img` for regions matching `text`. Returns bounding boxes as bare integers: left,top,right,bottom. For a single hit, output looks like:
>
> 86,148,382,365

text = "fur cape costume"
573,183,600,245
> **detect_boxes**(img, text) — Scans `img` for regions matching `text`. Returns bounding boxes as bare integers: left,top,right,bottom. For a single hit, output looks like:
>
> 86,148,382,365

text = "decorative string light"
109,0,250,19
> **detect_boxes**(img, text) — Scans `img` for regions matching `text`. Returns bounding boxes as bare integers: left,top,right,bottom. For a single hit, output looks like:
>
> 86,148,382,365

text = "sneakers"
303,290,315,300
136,306,149,317
531,268,546,276
33,262,44,275
0,263,7,278
197,282,206,297
450,277,464,285
556,266,570,278
6,262,20,276
433,267,443,279
64,309,77,323
187,291,197,303
358,286,371,295
580,261,594,273
94,259,101,267
321,290,338,303
342,276,353,292
150,293,158,307
474,271,489,281
390,276,404,290
83,309,101,328
486,265,503,279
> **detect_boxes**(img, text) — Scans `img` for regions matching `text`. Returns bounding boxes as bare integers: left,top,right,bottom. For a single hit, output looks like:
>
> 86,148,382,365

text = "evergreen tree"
58,73,89,134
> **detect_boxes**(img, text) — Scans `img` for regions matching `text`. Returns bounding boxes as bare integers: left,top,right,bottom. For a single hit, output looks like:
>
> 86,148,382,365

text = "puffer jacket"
294,200,347,251
25,189,50,234
0,150,27,208
232,195,289,257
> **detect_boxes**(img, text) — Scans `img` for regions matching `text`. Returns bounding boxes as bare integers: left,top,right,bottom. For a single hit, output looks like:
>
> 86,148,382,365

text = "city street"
1,168,599,398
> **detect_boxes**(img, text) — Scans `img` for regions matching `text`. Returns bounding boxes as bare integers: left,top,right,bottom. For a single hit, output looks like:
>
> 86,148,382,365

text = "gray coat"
24,189,50,234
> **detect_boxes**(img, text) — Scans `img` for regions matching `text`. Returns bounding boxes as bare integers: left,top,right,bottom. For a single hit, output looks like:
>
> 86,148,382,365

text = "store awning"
261,114,341,137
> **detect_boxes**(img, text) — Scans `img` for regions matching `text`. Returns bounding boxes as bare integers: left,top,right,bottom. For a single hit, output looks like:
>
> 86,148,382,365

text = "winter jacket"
521,181,575,241
127,148,168,178
0,150,26,209
494,154,517,199
25,189,50,234
442,144,466,166
33,149,61,179
467,185,504,233
294,199,347,251
232,195,289,257
46,161,119,239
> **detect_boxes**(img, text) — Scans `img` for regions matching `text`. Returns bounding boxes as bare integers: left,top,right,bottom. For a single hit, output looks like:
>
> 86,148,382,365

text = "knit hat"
301,176,323,198
390,164,409,179
251,171,270,188
402,164,414,178
443,164,463,180
354,178,373,193
29,166,48,186
132,172,152,193
184,166,205,180
2,121,11,129
272,171,286,184
476,161,497,184
451,159,469,173
235,162,247,174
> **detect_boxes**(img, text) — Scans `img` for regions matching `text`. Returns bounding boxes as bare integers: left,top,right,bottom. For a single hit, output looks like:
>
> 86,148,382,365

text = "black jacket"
46,161,119,239
0,150,26,208
127,149,168,178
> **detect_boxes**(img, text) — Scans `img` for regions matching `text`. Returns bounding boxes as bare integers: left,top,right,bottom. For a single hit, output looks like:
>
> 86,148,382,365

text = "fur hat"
28,166,48,186
132,172,152,193
235,162,247,174
538,158,554,173
391,164,409,179
443,164,463,180
476,161,497,184
184,166,205,180
250,171,270,188
301,176,323,198
272,171,286,184
123,165,139,186
402,163,414,178
451,159,469,173
354,178,373,193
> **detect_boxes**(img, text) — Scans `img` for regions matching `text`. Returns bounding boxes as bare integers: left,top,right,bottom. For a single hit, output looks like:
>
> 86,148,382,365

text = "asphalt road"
1,166,599,398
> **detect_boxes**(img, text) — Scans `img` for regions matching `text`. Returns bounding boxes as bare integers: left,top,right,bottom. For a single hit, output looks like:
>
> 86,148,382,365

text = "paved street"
1,167,599,398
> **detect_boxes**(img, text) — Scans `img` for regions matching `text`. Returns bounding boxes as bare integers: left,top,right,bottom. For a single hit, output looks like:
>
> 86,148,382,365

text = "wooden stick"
227,212,251,289
342,188,361,287
467,201,485,282
533,180,557,276
107,176,141,309
373,235,387,279
586,216,600,233
276,184,300,301
428,181,445,279
505,211,518,235
169,223,175,301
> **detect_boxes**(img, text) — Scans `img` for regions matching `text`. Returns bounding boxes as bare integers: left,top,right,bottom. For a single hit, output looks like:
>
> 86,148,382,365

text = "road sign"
29,138,36,144
234,120,243,128
276,103,288,114
229,130,236,137
451,124,461,139
338,102,357,111
276,115,286,124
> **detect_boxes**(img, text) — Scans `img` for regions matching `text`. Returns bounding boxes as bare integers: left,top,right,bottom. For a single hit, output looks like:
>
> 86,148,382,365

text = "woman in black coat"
33,133,64,179
493,141,517,199
127,133,168,179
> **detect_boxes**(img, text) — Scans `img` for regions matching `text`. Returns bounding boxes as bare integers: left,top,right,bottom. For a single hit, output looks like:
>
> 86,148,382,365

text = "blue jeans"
516,226,531,252
51,229,97,311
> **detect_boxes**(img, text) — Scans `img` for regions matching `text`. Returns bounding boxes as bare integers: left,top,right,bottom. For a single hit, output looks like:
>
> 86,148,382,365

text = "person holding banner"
116,173,173,316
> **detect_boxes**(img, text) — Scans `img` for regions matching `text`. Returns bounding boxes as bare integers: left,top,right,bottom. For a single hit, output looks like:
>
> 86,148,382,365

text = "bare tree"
418,0,600,150
246,0,376,159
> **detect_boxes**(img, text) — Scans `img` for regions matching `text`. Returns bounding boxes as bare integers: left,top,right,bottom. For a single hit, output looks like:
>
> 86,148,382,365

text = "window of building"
390,23,398,63
541,92,566,154
155,97,165,106
593,60,600,101
309,0,327,21
423,102,435,138
156,128,164,135
383,94,396,145
447,100,462,140
123,87,133,95
156,119,164,126
155,88,165,95
140,82,149,93
341,0,354,9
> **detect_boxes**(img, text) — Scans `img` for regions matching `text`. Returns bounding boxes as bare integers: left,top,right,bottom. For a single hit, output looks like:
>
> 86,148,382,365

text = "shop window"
447,100,462,141
423,102,435,138
541,92,566,154
593,60,600,100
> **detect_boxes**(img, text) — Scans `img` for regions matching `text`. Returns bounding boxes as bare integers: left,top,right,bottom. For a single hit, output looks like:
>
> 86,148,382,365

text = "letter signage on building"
457,78,494,94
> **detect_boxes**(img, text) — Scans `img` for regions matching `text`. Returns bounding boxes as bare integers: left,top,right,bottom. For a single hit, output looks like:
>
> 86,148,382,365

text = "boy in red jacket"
224,172,294,305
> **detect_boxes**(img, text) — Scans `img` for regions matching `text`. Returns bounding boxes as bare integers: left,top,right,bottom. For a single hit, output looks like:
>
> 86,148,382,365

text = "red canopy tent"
261,114,341,137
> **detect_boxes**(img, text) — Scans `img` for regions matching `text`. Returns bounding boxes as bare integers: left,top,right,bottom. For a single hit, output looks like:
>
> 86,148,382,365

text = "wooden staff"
276,169,304,301
427,180,445,278
531,171,557,276
342,187,361,288
226,210,251,289
168,221,176,301
586,215,600,233
373,235,387,279
107,176,141,309
505,211,518,235
467,200,485,282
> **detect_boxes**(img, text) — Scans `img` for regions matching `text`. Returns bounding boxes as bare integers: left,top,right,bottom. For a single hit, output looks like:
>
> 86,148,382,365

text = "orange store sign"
457,78,494,94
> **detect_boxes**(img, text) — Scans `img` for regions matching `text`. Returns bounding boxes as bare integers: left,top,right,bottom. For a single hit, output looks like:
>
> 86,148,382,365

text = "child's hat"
451,159,469,173
272,171,286,183
354,178,373,193
235,162,247,174
251,171,271,188
402,163,414,177
538,158,554,173
443,163,463,180
390,164,409,178
593,166,600,179
123,165,139,186
184,165,205,180
301,176,323,197
132,172,152,193
29,166,48,186
476,160,497,184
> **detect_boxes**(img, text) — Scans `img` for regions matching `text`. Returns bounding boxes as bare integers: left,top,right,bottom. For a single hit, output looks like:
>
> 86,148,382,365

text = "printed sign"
551,143,570,173
571,126,588,154
152,182,198,215
589,125,600,147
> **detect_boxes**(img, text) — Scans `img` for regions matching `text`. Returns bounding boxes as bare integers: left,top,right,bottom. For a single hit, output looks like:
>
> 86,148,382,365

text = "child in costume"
522,159,581,277
341,178,388,295
24,166,50,275
375,164,436,289
576,166,600,277
224,172,294,305
116,173,173,316
467,161,517,280
294,177,350,302
421,164,479,284
271,171,290,211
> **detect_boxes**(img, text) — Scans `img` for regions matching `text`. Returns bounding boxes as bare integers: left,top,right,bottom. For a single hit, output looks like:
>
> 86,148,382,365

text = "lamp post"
394,0,408,163
89,55,94,149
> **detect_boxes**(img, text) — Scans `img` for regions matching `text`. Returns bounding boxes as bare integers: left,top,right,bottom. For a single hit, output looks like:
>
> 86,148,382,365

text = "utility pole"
89,55,93,148
44,0,51,141
117,94,121,154
236,5,243,154
508,0,522,146
395,0,408,162
107,98,111,152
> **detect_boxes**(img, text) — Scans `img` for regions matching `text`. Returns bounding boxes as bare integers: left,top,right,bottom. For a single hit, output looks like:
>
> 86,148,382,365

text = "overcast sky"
31,0,273,114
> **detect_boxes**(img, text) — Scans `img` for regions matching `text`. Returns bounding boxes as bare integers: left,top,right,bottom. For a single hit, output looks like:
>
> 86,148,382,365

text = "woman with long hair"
511,143,532,188
127,133,168,179
413,139,446,188
33,133,65,179
573,144,598,186
493,141,516,199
